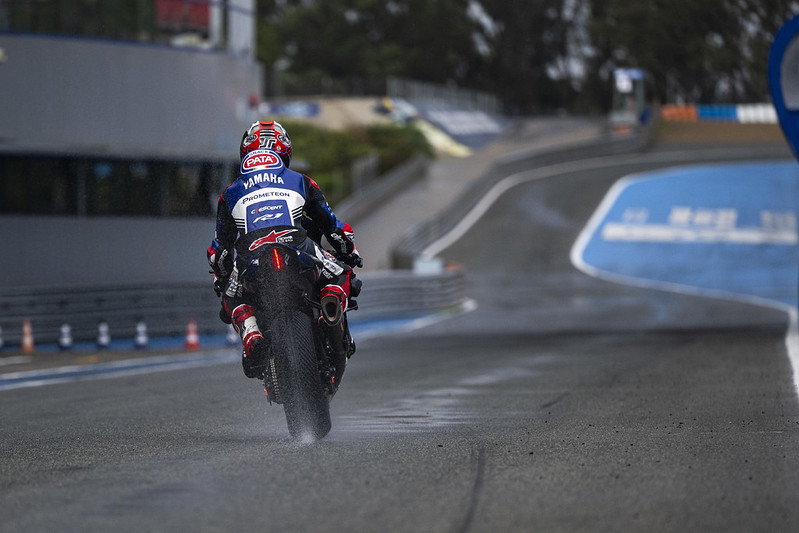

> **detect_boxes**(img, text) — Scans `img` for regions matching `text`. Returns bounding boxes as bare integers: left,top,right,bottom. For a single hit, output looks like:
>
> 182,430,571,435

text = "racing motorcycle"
238,233,355,441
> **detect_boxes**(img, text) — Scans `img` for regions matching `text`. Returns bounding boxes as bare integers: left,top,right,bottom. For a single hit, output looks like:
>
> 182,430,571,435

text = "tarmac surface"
3,119,799,533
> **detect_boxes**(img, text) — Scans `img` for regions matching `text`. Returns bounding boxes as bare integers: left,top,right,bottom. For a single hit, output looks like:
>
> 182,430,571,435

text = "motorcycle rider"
208,120,362,378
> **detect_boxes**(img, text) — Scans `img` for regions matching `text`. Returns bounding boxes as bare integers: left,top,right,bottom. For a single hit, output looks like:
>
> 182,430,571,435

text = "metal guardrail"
0,269,466,348
0,282,221,346
353,269,465,319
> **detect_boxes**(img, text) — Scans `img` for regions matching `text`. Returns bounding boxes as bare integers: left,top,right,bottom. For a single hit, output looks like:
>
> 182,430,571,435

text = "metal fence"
354,269,465,319
0,269,466,348
0,282,220,346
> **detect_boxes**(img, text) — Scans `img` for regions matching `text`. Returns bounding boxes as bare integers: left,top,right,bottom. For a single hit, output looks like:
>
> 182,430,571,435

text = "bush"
360,123,433,173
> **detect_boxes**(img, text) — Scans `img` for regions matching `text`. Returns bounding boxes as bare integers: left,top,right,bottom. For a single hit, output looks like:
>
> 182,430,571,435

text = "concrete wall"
3,214,213,288
0,33,261,160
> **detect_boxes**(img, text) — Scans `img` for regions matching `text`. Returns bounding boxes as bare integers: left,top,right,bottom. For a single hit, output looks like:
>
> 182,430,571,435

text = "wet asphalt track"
2,146,799,533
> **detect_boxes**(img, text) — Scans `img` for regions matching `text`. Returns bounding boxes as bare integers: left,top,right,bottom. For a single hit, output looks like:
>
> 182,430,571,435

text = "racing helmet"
240,120,292,167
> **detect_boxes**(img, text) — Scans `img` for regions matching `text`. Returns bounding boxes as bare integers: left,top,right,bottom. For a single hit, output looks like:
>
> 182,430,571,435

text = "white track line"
421,150,701,259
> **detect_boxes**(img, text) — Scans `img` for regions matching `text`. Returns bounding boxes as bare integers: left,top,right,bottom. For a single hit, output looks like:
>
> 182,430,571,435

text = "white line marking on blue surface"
570,170,799,397
601,221,797,244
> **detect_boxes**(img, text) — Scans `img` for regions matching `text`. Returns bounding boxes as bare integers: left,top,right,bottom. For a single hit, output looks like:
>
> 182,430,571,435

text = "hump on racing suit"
230,148,310,233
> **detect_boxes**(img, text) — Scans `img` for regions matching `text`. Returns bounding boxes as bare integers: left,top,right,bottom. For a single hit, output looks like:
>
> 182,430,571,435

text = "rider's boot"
232,304,266,379
343,314,356,358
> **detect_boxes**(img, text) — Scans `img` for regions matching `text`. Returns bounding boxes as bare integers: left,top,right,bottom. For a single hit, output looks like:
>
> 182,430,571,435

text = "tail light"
271,247,283,270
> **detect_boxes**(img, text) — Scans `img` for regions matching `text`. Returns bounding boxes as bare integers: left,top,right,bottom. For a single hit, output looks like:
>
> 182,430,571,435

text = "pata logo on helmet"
242,151,283,173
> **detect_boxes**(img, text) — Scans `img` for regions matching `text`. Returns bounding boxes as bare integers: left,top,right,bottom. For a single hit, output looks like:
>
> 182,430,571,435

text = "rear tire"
275,309,331,441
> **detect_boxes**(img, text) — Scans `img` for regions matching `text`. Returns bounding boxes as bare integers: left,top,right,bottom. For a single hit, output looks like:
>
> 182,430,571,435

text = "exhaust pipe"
320,286,346,326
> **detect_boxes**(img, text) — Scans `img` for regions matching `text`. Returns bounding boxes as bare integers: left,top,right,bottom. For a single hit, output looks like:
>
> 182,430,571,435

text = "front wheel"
273,309,331,441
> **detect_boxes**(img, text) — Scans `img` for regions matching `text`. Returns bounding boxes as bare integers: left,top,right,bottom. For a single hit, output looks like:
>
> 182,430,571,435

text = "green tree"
257,0,485,95
256,0,799,113
587,0,798,105
733,0,799,101
474,0,577,113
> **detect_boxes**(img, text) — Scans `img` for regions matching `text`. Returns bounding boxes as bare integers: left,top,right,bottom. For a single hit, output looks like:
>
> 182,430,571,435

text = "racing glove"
341,248,363,268
207,245,233,296
328,224,362,268
212,275,227,298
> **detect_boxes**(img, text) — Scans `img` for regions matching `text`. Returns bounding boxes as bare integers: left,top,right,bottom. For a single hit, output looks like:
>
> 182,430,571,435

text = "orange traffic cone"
184,318,200,350
21,318,34,354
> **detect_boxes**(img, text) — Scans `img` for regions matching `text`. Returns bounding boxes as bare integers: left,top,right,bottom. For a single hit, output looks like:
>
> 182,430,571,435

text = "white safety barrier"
736,103,778,124
134,321,149,350
96,320,111,350
58,323,73,351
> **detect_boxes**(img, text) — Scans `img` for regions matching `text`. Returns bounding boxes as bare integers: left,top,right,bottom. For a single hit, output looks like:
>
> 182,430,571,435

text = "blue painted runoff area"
696,105,739,121
574,161,799,307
